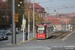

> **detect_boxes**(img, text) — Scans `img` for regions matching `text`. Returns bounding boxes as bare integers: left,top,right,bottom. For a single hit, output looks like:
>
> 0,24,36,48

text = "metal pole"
12,0,16,44
66,19,67,31
33,0,35,37
23,14,25,42
28,11,30,40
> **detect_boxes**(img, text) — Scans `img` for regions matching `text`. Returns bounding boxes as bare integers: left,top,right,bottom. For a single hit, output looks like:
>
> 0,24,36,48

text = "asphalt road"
0,31,75,50
0,32,36,46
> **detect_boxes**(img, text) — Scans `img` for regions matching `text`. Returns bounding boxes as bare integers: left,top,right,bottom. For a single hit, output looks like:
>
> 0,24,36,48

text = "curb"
61,31,75,41
5,37,36,46
28,37,36,41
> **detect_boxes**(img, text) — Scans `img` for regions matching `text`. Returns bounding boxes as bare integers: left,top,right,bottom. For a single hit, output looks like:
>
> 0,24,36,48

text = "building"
29,3,46,19
0,0,7,4
45,17,70,31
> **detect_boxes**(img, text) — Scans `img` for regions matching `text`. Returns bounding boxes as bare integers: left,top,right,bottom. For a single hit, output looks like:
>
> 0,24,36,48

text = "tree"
7,0,30,28
0,1,8,29
69,16,75,23
15,0,31,27
25,11,44,29
0,0,31,29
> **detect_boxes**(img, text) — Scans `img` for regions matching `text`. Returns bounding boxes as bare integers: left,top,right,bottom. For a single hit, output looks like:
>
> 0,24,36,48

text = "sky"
2,0,5,1
31,0,75,14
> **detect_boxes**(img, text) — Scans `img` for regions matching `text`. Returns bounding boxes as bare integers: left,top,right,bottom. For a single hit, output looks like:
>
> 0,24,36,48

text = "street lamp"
18,4,20,7
64,6,68,31
18,1,26,42
18,1,23,7
20,1,22,4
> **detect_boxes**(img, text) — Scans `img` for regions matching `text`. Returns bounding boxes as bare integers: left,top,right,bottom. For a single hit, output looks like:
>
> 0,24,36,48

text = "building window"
37,9,39,12
40,14,41,17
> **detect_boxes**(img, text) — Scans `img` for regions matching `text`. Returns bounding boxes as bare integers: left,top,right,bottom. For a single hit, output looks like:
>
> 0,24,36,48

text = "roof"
0,0,7,5
30,3,44,9
47,16,57,18
65,13,75,17
59,18,71,22
71,13,75,16
29,3,45,12
52,21,66,24
60,16,66,18
45,17,66,24
0,0,1,3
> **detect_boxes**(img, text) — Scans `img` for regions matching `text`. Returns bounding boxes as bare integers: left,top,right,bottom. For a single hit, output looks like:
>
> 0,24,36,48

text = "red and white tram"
36,24,53,39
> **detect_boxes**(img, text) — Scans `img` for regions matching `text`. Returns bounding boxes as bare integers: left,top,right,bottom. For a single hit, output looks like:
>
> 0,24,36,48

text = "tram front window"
36,26,46,33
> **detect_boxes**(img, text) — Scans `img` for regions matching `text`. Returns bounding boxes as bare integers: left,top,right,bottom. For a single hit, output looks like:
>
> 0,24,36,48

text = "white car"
21,28,23,32
5,30,12,35
58,29,62,31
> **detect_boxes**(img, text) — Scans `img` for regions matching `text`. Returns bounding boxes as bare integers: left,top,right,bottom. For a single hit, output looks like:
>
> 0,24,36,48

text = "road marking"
51,46,75,48
0,46,51,50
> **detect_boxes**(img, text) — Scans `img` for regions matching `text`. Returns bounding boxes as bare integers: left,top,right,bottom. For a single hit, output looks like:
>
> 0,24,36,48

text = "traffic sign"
14,13,18,16
14,17,18,19
54,9,56,12
14,20,18,22
47,9,49,11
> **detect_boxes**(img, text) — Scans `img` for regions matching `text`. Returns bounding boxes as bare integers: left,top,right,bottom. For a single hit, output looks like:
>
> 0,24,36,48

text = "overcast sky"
31,0,75,13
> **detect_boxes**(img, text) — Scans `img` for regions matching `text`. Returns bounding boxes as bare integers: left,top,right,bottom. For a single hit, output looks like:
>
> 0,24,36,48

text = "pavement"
0,32,36,46
0,31,75,50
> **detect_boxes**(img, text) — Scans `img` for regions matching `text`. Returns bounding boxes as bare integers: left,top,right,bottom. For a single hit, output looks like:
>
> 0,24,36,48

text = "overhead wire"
37,0,75,11
39,0,53,4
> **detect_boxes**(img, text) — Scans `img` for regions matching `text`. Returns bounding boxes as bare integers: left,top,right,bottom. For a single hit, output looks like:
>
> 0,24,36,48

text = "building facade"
29,3,46,19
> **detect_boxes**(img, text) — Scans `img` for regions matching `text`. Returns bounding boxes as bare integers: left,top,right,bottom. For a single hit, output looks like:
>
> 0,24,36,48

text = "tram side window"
48,28,50,32
44,26,46,33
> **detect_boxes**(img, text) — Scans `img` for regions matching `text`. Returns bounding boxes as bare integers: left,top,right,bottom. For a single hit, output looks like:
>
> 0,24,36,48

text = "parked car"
16,29,19,34
7,29,19,34
5,30,12,35
0,30,5,32
0,34,3,41
7,29,12,32
58,29,62,31
63,30,69,32
0,30,8,41
21,28,23,32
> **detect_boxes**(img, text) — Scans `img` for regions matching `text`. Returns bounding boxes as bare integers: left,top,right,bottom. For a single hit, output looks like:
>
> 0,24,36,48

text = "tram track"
36,31,71,41
52,31,71,39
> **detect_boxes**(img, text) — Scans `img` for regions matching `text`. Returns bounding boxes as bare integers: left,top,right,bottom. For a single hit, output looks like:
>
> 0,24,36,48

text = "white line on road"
51,46,75,48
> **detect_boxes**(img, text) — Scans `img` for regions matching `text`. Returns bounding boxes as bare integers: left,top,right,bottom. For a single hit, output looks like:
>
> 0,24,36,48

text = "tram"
36,23,53,39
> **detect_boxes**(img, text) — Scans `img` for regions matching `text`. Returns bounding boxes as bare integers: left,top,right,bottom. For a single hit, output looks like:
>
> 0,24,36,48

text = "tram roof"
36,23,53,27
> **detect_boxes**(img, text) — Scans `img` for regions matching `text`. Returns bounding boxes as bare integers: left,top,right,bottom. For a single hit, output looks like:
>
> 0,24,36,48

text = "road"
0,31,75,50
0,32,36,46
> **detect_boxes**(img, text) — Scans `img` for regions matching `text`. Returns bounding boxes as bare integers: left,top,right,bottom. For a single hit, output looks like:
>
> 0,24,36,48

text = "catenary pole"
12,0,16,44
66,19,67,31
23,14,25,42
33,0,35,37
28,11,30,40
